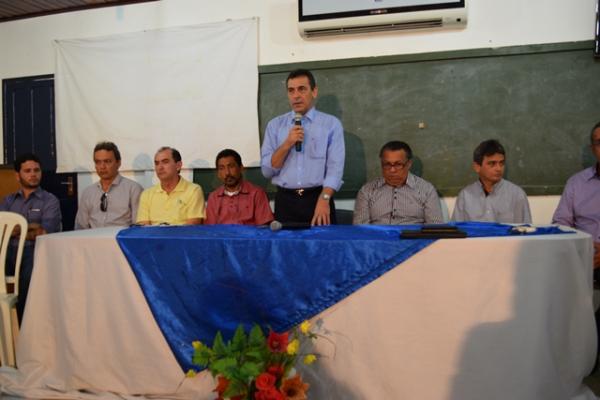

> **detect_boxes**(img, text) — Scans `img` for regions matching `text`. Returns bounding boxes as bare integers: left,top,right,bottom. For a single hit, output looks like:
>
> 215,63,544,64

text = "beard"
224,176,240,187
19,177,40,190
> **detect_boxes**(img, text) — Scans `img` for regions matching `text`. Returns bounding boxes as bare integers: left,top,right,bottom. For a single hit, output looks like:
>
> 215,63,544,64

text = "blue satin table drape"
116,222,566,371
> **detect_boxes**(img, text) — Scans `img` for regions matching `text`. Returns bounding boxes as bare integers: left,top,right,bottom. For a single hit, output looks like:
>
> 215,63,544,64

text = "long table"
0,226,596,399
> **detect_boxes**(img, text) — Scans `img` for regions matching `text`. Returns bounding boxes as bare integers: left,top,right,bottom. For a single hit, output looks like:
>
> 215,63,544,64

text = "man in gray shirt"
353,141,443,225
452,139,531,223
75,142,143,229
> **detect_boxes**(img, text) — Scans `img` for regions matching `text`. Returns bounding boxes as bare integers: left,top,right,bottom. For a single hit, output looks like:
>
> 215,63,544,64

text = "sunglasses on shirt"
100,193,108,212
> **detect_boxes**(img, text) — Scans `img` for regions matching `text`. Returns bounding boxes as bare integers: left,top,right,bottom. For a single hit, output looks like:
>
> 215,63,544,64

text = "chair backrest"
0,211,28,296
336,209,354,225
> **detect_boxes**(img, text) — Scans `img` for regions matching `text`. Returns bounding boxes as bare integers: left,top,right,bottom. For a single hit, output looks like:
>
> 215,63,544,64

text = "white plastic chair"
0,211,27,367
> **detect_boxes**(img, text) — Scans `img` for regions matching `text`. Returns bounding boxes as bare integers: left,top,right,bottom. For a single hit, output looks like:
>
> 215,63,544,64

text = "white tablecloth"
0,227,596,400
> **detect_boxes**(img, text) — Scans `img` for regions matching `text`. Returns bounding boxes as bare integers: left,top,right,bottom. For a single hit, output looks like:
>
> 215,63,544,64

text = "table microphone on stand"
270,220,311,231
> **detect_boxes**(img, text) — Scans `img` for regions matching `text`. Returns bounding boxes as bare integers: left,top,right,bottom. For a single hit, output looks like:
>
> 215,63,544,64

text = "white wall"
0,0,595,153
0,0,594,220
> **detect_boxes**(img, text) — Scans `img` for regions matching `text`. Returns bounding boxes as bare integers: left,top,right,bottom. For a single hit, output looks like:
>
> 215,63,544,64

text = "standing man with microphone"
261,69,345,225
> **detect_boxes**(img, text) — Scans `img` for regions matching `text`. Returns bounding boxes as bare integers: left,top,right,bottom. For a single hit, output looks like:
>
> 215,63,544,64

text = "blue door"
3,75,78,231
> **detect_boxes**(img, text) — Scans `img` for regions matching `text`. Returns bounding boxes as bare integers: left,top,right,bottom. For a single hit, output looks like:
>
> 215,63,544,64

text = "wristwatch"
320,193,331,200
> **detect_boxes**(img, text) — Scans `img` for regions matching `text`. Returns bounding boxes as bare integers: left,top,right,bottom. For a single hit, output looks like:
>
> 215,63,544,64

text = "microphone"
294,112,302,152
270,220,311,231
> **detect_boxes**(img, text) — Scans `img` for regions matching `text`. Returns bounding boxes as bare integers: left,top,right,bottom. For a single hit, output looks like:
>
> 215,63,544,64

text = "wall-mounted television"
299,0,466,22
298,0,467,38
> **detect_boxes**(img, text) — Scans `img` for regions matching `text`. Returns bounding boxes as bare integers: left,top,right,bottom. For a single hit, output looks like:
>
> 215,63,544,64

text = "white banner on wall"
54,18,259,172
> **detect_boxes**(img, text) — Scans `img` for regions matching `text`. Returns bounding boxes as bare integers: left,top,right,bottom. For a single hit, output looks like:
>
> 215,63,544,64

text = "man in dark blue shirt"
0,153,61,322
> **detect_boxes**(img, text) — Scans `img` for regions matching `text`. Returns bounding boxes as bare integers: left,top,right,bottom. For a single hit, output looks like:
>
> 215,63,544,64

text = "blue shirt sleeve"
41,193,62,233
552,178,575,227
260,118,282,179
322,117,345,191
0,195,12,211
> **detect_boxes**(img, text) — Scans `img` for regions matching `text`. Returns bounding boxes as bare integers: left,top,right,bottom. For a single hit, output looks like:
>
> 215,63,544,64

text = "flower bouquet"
190,321,317,400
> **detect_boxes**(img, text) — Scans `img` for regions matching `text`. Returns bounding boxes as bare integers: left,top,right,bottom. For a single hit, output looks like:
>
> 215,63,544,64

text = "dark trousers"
274,186,337,224
6,244,34,325
592,269,600,374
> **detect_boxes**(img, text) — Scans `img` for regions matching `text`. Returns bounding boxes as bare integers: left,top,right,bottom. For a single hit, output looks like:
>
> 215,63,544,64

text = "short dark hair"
473,139,505,165
591,121,600,143
379,141,413,160
14,153,41,172
94,141,121,161
156,146,182,163
286,69,316,90
215,149,242,168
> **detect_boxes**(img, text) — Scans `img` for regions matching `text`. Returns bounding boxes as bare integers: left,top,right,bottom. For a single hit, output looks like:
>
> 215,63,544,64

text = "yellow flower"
303,354,317,365
300,320,311,335
287,339,300,355
186,369,197,377
192,340,203,350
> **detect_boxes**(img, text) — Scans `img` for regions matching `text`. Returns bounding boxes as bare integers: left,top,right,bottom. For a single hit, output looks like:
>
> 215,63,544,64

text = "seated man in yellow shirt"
136,146,205,225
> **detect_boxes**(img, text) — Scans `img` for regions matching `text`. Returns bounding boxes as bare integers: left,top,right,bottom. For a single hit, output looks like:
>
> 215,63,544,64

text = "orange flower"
214,377,244,400
280,374,309,400
267,331,289,353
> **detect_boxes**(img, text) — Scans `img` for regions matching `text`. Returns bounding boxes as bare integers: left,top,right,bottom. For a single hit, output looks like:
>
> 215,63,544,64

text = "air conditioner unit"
298,1,467,39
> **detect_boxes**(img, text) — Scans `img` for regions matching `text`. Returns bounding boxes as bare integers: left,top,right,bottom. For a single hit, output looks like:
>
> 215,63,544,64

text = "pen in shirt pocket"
28,208,42,223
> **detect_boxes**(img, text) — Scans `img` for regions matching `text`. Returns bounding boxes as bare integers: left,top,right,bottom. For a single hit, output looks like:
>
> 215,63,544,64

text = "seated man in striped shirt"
353,141,443,225
452,139,531,223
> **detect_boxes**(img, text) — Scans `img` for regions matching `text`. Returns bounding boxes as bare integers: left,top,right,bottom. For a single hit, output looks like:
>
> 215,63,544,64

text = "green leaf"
231,324,247,352
211,357,238,378
223,378,247,398
248,324,265,347
239,361,261,379
245,349,266,361
212,332,227,357
192,347,212,366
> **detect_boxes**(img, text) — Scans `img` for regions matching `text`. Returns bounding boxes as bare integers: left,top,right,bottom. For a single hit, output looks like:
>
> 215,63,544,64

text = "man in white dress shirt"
452,139,531,223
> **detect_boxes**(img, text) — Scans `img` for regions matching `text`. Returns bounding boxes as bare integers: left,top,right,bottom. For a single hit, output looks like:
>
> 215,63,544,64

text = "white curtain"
54,18,259,172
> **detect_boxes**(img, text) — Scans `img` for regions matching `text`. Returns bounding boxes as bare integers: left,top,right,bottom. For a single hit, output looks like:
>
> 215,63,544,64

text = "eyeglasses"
381,160,410,170
100,193,108,212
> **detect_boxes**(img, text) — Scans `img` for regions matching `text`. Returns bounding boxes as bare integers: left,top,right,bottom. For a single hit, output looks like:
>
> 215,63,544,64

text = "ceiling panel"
0,0,158,23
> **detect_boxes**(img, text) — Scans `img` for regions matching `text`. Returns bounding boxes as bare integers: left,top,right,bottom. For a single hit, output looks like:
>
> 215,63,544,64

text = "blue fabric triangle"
116,222,566,371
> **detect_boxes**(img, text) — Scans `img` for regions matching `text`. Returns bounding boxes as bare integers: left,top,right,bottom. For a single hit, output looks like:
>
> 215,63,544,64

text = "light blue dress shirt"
260,107,345,191
553,165,600,241
451,179,531,224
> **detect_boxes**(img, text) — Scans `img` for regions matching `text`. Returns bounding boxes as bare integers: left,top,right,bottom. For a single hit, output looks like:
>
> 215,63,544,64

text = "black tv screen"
299,0,465,21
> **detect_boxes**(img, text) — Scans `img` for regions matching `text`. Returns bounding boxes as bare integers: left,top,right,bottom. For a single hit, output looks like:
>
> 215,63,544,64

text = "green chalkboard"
195,41,600,197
